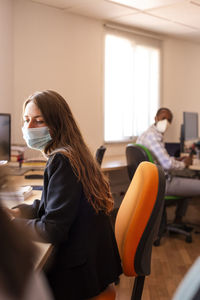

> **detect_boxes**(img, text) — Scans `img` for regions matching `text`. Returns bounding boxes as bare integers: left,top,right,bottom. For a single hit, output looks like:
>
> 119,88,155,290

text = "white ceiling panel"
114,12,198,36
66,0,138,20
31,0,91,9
106,0,186,11
150,1,200,29
29,0,200,42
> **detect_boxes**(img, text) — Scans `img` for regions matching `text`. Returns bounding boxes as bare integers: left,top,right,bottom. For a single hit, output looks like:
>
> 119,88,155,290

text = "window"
104,28,161,142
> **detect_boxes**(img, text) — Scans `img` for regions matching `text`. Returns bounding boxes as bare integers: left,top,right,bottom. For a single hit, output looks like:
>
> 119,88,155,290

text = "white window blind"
104,27,161,142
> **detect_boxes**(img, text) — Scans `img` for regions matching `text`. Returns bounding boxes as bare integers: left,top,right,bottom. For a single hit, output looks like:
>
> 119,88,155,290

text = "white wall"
13,0,104,155
1,0,200,156
163,38,200,143
0,0,13,115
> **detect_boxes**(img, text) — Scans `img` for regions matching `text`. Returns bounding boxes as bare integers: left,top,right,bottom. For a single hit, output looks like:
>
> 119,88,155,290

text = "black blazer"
15,153,122,299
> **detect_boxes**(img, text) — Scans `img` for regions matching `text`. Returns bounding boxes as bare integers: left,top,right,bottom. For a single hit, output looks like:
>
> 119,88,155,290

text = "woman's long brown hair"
0,206,36,298
0,168,36,298
23,90,113,214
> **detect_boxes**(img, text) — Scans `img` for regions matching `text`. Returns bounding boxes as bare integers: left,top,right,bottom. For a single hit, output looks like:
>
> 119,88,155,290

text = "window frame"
103,25,162,144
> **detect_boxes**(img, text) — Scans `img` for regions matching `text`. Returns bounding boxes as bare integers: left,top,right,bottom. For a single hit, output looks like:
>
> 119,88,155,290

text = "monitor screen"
183,112,198,141
0,113,11,163
165,142,180,157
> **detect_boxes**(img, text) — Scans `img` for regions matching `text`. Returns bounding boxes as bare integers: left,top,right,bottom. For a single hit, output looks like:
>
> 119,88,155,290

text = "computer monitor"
0,113,11,164
165,142,180,158
180,112,199,152
183,112,198,141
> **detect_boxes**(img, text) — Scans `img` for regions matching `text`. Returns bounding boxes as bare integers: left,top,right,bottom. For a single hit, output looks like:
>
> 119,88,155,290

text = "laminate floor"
115,199,200,300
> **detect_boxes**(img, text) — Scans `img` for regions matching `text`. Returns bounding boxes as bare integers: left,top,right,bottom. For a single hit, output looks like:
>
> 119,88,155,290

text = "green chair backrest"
134,144,183,200
135,144,154,163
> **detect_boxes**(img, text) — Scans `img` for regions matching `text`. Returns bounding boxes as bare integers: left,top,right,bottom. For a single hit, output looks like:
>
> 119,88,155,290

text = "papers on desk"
7,160,46,176
0,185,33,207
23,160,46,167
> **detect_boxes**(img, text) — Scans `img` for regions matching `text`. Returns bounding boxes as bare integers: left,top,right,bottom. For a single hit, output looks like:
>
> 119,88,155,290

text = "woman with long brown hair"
9,90,122,300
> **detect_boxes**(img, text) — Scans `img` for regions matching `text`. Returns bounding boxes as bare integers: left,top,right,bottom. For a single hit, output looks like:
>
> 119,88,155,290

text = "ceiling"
30,0,200,43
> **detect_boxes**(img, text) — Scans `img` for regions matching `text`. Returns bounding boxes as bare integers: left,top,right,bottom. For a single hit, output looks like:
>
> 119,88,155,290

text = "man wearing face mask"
136,107,200,223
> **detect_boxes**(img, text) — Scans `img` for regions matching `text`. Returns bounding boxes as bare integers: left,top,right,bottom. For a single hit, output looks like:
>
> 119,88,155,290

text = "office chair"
126,143,192,245
115,161,166,300
95,145,106,166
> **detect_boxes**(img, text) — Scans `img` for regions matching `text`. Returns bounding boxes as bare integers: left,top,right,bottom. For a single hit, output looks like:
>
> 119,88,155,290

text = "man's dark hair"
156,107,173,118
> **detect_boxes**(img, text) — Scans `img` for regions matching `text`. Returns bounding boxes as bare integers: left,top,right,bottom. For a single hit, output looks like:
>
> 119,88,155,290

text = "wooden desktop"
101,154,200,172
101,155,126,172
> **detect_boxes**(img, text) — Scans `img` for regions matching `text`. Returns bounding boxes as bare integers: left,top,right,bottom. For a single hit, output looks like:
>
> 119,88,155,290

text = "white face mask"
156,119,170,133
22,126,52,150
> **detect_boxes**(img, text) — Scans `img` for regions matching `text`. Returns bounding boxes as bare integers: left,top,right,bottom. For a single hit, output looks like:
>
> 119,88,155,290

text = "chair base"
154,208,193,246
131,276,145,300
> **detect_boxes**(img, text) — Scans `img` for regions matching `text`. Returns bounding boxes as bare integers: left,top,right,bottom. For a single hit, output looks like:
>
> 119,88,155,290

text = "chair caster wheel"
153,239,160,246
186,236,192,243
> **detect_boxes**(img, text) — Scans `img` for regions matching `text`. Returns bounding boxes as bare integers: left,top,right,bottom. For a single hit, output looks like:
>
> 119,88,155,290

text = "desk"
10,170,44,186
7,161,46,176
189,164,200,171
7,171,52,271
101,155,126,172
102,155,200,173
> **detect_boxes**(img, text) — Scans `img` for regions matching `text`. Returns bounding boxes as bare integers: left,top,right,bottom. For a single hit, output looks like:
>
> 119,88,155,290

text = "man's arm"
145,133,186,170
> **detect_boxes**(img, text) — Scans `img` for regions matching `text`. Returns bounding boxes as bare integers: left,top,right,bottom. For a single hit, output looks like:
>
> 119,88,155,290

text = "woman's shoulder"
45,150,73,174
48,149,70,164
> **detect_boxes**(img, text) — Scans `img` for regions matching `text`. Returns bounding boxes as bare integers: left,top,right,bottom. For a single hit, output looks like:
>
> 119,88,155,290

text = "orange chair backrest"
115,161,165,277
